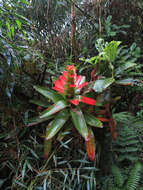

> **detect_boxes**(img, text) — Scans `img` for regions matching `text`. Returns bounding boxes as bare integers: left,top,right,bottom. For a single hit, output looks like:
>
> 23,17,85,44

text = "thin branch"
65,0,95,25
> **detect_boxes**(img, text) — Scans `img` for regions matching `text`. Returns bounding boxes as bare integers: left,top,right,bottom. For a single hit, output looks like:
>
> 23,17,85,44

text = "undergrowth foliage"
98,163,142,190
97,112,143,190
113,112,142,162
2,133,98,190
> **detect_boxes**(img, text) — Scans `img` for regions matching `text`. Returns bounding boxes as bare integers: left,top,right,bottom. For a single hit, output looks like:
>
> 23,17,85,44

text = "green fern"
125,162,142,190
112,165,124,188
113,126,139,162
112,112,142,162
98,163,142,190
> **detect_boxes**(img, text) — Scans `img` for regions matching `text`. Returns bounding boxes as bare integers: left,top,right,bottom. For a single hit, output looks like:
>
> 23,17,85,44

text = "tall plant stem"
70,0,76,59
98,0,102,37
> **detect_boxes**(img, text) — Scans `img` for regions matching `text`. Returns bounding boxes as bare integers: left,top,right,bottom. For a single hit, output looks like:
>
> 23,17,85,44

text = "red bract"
70,99,79,105
52,65,96,106
80,97,96,105
69,96,96,106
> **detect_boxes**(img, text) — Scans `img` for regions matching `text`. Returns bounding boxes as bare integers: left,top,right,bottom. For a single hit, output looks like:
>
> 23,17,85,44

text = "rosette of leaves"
28,65,103,161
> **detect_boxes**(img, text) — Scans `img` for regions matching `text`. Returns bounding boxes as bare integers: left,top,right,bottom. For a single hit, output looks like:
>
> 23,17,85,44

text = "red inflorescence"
52,65,96,106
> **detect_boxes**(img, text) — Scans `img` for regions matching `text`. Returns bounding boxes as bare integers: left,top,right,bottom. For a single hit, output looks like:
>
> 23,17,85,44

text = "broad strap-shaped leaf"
28,115,54,127
34,85,64,103
44,139,52,158
44,119,53,158
115,62,137,75
40,100,68,118
30,99,49,107
115,78,135,86
93,78,115,93
70,107,88,140
85,127,96,161
57,124,71,141
45,109,69,140
84,113,103,128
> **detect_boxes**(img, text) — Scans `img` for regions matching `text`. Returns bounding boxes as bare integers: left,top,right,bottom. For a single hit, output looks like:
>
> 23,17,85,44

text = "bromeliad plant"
28,40,142,162
28,65,103,161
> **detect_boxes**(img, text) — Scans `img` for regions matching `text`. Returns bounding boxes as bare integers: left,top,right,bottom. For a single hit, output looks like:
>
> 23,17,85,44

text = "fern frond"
114,147,138,153
112,165,124,188
118,155,138,162
113,112,134,123
125,162,142,190
115,140,139,146
112,113,141,162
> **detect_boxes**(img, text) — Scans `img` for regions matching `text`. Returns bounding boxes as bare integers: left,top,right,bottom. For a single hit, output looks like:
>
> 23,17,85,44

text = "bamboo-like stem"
98,0,102,37
70,0,76,59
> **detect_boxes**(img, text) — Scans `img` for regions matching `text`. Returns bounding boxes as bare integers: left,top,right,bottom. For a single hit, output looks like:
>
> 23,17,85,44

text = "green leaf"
16,19,22,29
23,145,39,159
30,99,49,107
19,0,29,4
27,179,36,190
115,78,135,85
7,30,11,40
6,21,11,31
57,125,71,141
103,41,121,62
15,13,32,25
93,78,115,93
115,62,137,75
26,160,33,171
125,162,142,190
79,57,97,64
45,110,69,140
11,25,15,36
34,85,64,103
70,107,88,140
40,100,68,118
22,161,27,180
84,113,103,128
28,115,54,127
14,180,27,188
111,165,124,187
